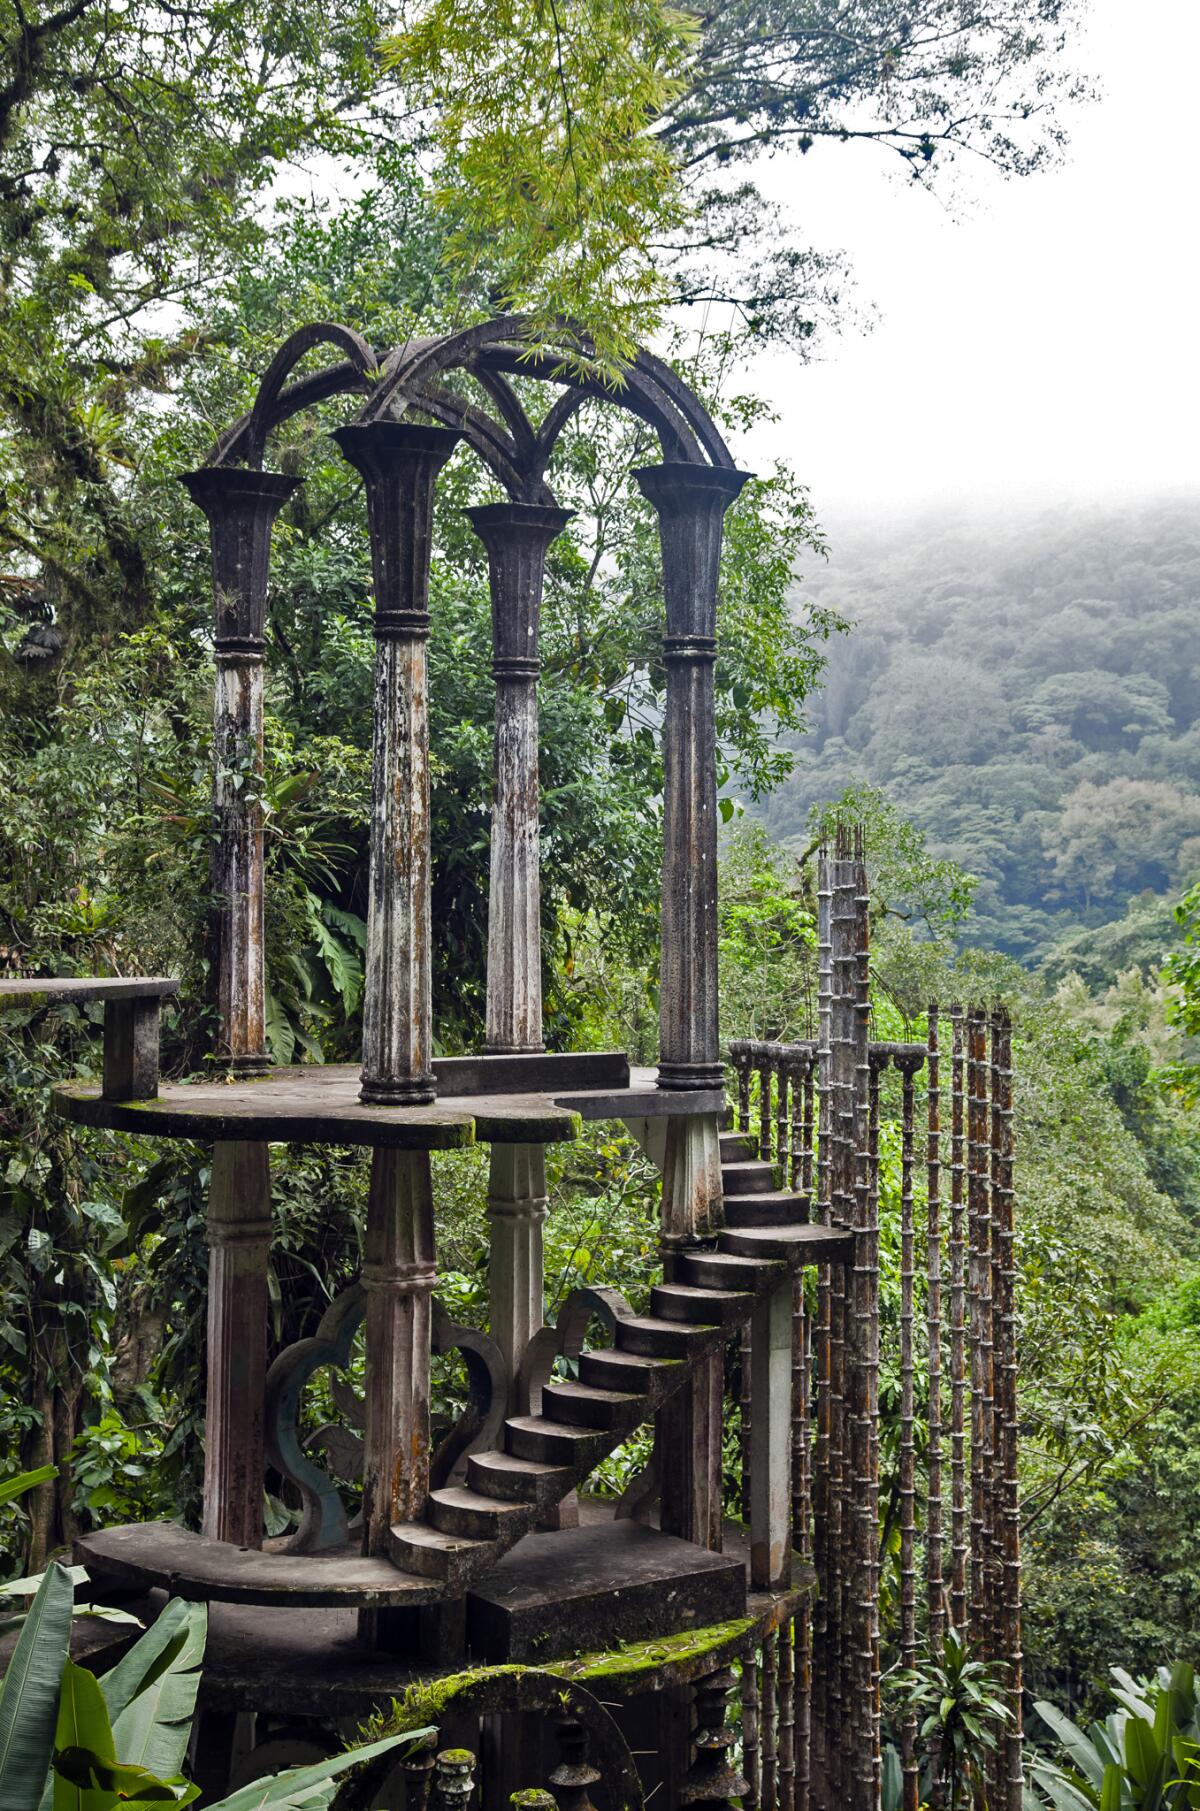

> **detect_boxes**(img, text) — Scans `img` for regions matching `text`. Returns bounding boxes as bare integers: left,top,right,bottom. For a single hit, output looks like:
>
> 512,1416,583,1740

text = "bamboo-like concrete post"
182,465,298,1549
333,421,461,1106
949,1007,968,1635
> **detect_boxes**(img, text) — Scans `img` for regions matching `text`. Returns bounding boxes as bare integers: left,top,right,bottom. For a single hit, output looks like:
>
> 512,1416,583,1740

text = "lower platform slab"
465,1518,746,1663
74,1520,441,1608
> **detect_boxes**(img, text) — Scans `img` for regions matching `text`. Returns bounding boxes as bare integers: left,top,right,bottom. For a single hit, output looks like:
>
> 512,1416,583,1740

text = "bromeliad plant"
0,1562,429,1809
1029,1663,1200,1810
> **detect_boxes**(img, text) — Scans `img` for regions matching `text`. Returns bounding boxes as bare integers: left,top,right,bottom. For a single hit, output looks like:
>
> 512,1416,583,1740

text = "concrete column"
202,1141,272,1548
180,465,299,1073
633,463,750,1095
750,1277,794,1589
333,422,461,1106
487,1143,549,1399
466,501,572,1057
181,466,297,1549
360,1147,437,1553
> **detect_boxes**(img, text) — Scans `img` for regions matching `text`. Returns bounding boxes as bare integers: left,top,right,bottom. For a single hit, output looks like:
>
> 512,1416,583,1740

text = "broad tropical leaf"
1036,1703,1109,1791
205,1730,436,1811
0,1467,57,1507
100,1600,207,1779
0,1561,75,1811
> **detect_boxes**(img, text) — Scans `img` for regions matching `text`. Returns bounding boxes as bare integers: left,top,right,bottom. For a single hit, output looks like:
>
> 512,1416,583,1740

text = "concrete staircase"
388,1127,849,1587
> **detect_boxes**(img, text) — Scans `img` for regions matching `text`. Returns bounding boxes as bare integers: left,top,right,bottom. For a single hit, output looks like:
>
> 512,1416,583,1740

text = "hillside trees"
764,504,1200,961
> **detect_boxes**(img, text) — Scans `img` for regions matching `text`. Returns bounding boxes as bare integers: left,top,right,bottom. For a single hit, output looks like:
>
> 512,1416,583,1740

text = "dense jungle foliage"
0,0,1196,1789
762,501,1200,966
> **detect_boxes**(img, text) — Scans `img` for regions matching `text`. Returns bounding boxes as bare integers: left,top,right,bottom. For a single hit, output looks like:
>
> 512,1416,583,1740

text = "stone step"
719,1223,855,1265
504,1415,606,1468
614,1314,719,1360
388,1518,490,1582
721,1161,778,1196
426,1485,527,1542
540,1379,646,1430
578,1348,680,1395
723,1191,811,1229
650,1283,752,1328
679,1248,788,1292
467,1449,574,1506
719,1131,758,1161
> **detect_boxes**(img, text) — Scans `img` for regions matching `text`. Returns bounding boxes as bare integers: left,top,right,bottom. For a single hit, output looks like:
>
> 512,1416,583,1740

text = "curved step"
650,1282,751,1327
427,1485,526,1541
389,1519,490,1582
541,1379,645,1430
720,1131,758,1161
724,1190,811,1228
722,1161,778,1196
505,1415,608,1467
467,1449,573,1505
680,1247,789,1291
578,1347,682,1394
718,1223,854,1264
614,1314,720,1359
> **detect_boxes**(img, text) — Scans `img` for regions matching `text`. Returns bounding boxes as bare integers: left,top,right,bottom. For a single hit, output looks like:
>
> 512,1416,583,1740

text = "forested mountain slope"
763,497,1200,962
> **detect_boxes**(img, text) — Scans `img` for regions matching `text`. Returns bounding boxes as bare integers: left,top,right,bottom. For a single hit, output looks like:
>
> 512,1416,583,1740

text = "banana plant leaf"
101,1601,207,1780
204,1730,436,1811
0,1467,58,1507
1036,1703,1109,1792
0,1560,76,1811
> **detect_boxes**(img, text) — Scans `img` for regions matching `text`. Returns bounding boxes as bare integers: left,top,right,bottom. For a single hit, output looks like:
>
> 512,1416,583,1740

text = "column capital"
180,465,300,646
633,461,752,518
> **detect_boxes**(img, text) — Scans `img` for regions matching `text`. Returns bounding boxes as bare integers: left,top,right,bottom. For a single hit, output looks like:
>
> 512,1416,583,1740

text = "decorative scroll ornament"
265,1284,508,1554
264,1283,366,1554
514,1284,635,1418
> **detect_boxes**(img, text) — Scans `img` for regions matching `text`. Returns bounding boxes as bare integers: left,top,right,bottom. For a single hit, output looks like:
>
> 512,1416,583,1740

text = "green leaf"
204,1730,436,1810
1098,1763,1122,1811
1037,1702,1109,1791
1126,1712,1162,1787
0,1466,58,1506
53,1746,198,1807
0,1560,75,1811
52,1661,115,1811
101,1600,207,1781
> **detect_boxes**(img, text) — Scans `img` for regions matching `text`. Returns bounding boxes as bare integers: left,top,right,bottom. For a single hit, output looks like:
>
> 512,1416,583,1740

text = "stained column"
332,423,460,1588
635,462,749,1549
468,501,572,1057
333,421,461,1106
467,503,571,1400
182,465,298,1549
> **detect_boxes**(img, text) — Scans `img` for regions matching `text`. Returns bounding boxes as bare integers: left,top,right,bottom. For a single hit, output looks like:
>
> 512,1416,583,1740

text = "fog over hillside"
763,496,1200,965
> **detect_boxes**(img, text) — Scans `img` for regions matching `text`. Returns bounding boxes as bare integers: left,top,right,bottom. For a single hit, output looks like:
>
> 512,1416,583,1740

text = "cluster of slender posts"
728,834,1024,1811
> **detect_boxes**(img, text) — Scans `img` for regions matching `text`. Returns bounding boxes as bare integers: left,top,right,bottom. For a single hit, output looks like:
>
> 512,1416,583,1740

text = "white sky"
735,0,1200,520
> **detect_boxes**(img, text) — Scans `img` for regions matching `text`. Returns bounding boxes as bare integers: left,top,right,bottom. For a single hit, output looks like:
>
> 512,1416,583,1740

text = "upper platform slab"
52,1054,725,1149
0,976,179,1008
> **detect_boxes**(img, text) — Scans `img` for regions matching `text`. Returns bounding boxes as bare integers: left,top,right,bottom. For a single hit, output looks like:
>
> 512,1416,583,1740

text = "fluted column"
467,503,571,1422
359,1148,437,1554
182,465,297,1551
638,463,750,1552
333,422,461,1106
634,462,750,1092
467,501,573,1055
181,465,299,1071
